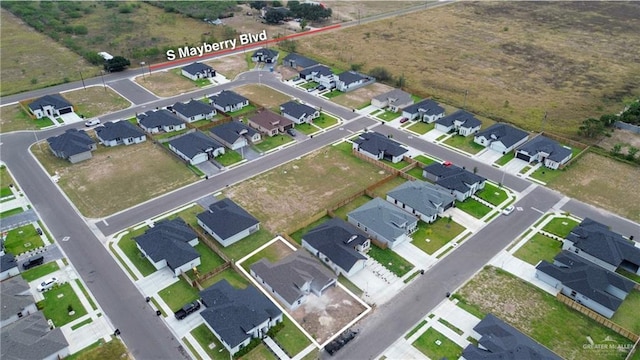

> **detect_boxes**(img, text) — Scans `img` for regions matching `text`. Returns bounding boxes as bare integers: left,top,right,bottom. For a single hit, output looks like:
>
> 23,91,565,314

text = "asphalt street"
108,78,159,105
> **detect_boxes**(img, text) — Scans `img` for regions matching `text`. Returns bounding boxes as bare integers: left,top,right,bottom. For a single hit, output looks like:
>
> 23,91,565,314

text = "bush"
233,338,261,358
266,321,285,337
369,66,393,83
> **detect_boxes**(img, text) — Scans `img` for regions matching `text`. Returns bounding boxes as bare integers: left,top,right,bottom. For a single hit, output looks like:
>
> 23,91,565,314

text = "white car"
37,277,58,292
502,206,515,216
85,118,101,127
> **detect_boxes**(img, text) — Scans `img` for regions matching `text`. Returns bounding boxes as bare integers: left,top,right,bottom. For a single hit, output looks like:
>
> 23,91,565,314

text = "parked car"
22,255,44,270
307,88,315,92
36,228,43,235
287,128,296,136
85,118,101,127
37,277,58,292
502,205,515,216
325,329,358,356
174,300,201,320
400,117,409,123
317,85,326,91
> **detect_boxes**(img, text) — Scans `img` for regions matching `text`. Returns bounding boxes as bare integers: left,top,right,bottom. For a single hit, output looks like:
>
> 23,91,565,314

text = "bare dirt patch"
135,70,202,97
596,129,640,155
62,86,131,118
234,84,292,110
330,82,394,109
206,52,252,81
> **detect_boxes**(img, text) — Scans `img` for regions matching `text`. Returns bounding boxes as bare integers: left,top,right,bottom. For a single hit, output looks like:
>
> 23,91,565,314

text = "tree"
599,113,618,128
395,74,406,89
271,0,282,7
611,143,622,156
299,19,307,30
578,117,606,138
265,8,286,23
249,1,266,10
619,101,640,125
104,56,130,72
369,66,393,82
627,146,639,160
350,63,363,71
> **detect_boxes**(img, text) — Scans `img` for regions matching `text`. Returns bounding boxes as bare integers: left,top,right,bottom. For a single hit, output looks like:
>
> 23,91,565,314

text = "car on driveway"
22,255,44,270
400,117,409,123
287,128,296,136
85,118,101,127
317,85,326,91
37,277,58,292
502,205,515,215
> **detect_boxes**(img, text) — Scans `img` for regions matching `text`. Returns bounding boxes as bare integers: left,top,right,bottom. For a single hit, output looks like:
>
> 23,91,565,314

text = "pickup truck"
174,300,201,320
325,329,358,356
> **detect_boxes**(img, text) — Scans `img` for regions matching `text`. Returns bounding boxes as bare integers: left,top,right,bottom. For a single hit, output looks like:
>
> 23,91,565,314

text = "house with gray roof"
371,89,413,113
299,65,335,89
335,71,371,92
46,128,96,163
474,123,529,154
423,162,486,201
197,198,260,248
386,180,455,223
251,48,279,63
173,100,217,123
0,252,19,281
1,311,69,360
352,132,409,164
463,313,562,360
402,99,445,123
134,218,200,276
562,218,640,275
181,62,216,81
301,218,370,277
137,109,186,134
280,101,319,124
248,109,294,137
347,197,418,249
168,131,225,165
251,250,337,310
516,135,573,169
536,251,635,318
27,94,74,119
282,53,318,69
0,276,37,327
95,120,146,147
209,121,261,150
209,90,249,113
435,110,482,137
199,280,282,355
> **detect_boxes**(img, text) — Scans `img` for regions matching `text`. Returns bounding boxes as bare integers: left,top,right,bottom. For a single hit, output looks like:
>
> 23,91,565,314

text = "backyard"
239,240,294,272
289,215,332,244
62,86,130,118
611,290,640,335
412,218,466,255
40,283,87,327
217,228,275,262
513,233,562,266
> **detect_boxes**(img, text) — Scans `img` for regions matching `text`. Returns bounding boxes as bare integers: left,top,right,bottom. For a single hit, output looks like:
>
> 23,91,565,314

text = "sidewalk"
395,242,436,269
447,208,485,232
264,336,290,360
488,251,558,296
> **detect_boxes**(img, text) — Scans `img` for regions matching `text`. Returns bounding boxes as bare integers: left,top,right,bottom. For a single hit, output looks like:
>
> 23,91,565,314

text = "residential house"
402,99,445,122
197,198,260,248
251,250,337,310
335,71,369,92
386,180,455,223
536,251,635,318
27,94,74,119
95,121,146,147
0,311,70,360
562,218,640,275
46,128,96,163
371,89,413,113
423,162,486,201
301,218,370,277
347,197,418,249
282,53,318,69
279,101,319,124
173,100,217,123
168,131,225,165
137,109,186,134
248,109,294,136
199,280,282,356
0,277,38,327
0,252,19,281
209,121,261,150
474,123,529,154
209,90,250,113
181,62,216,81
434,110,482,137
516,135,573,169
299,65,336,89
134,218,200,277
251,48,279,64
352,132,409,164
462,313,562,360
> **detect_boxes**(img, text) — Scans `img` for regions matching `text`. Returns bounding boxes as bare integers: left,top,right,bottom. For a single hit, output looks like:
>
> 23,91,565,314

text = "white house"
347,198,418,249
423,162,487,202
209,121,261,150
279,101,319,124
299,65,336,89
168,131,225,165
95,121,147,147
402,99,445,122
172,100,217,123
137,109,186,134
515,135,573,169
474,123,529,154
27,94,74,119
386,180,455,223
335,71,369,92
434,110,482,137
352,132,409,164
209,90,249,113
197,198,260,247
0,252,19,281
181,62,216,81
1,312,70,360
371,89,413,113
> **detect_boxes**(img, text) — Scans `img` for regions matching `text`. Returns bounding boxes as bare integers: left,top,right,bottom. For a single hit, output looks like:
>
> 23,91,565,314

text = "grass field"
136,70,202,97
273,317,312,357
240,240,294,272
215,149,243,167
64,338,130,360
21,262,60,282
412,327,463,360
62,87,130,118
158,278,199,313
513,233,562,266
376,110,401,122
191,243,226,275
368,245,414,277
117,226,156,277
529,166,565,184
611,290,640,335
444,135,485,154
542,217,580,238
412,218,466,255
406,167,424,179
329,82,393,109
3,224,45,255
242,344,277,360
407,122,435,135
294,122,321,135
40,283,87,327
191,323,231,360
475,183,508,206
234,84,292,109
455,198,492,219
314,112,339,128
205,52,251,80
0,104,55,133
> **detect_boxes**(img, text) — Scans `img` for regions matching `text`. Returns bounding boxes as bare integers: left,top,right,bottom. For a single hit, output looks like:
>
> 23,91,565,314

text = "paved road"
108,78,159,105
561,198,640,239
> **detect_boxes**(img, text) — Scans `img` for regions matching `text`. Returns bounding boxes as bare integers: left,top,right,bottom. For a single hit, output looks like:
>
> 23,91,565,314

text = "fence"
191,115,233,132
282,209,329,238
193,262,231,290
187,224,231,263
351,150,404,176
155,128,196,144
541,131,589,150
614,121,640,134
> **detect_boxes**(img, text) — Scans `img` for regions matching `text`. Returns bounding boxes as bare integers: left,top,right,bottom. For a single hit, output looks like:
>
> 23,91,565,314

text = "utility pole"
463,89,468,109
140,62,146,80
79,71,86,90
100,70,107,91
540,111,548,133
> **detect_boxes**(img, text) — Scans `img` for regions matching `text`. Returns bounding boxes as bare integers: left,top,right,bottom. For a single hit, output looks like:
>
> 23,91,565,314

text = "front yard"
191,324,230,360
117,226,156,277
455,198,492,219
3,224,45,255
254,134,294,152
215,149,243,167
0,104,55,133
513,233,562,266
542,217,580,238
443,135,485,154
494,151,515,166
407,121,435,135
376,110,401,122
158,278,199,313
272,317,312,357
294,122,320,135
412,218,466,255
367,245,414,277
475,183,508,206
313,112,339,128
21,261,60,282
529,166,565,183
412,327,463,360
40,283,87,327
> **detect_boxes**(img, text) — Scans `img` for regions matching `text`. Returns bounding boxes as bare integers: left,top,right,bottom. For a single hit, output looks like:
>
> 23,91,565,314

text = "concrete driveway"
196,161,220,178
502,158,529,174
58,112,84,125
0,209,39,232
349,258,404,306
474,148,503,164
422,128,445,142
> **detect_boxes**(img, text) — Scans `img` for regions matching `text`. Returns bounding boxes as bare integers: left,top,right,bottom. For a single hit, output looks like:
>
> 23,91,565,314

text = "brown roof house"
248,109,294,137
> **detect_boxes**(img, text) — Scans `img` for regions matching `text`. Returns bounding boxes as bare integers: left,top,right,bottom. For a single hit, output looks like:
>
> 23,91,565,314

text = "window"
570,290,577,297
17,312,23,318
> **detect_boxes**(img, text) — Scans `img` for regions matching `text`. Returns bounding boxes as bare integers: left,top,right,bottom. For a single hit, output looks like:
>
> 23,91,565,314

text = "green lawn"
241,242,291,272
75,279,98,311
294,122,320,135
191,324,230,360
153,128,189,140
406,167,424,179
529,167,565,183
64,338,129,360
332,195,372,220
455,198,492,219
412,327,463,360
475,183,508,206
71,318,93,331
494,151,516,166
157,278,200,313
40,283,87,327
381,159,411,170
520,165,532,174
414,155,437,166
254,134,294,152
165,204,205,229
21,262,60,282
289,216,332,244
1,187,13,198
242,344,277,360
272,317,312,356
407,121,435,135
323,89,342,98
611,290,640,334
376,110,401,122
216,149,243,166
301,81,319,89
195,78,212,87
616,268,640,284
405,320,427,339
412,218,466,255
191,242,226,274
313,112,339,128
0,207,24,219
199,268,249,290
3,224,45,255
444,135,485,154
542,217,580,238
219,228,275,262
513,233,562,266
117,226,156,277
368,245,414,277
228,104,258,117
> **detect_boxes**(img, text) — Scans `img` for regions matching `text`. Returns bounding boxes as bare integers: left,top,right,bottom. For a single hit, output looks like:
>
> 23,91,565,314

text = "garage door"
516,152,531,162
58,107,73,114
443,201,454,210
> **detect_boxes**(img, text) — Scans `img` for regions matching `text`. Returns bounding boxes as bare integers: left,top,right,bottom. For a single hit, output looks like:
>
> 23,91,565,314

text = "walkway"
264,336,290,360
446,208,485,232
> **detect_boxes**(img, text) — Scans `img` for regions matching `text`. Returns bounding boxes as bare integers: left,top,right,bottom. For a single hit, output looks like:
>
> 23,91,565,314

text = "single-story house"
462,313,562,360
536,251,635,319
46,128,96,163
181,62,216,81
137,109,186,134
251,250,337,310
0,311,70,360
474,123,529,154
209,121,261,150
0,276,38,328
515,135,573,169
248,109,294,137
347,197,418,249
134,218,200,277
0,252,19,281
386,180,455,223
434,110,482,137
279,101,319,124
423,162,486,201
251,48,279,64
299,65,335,89
335,71,369,92
168,131,225,165
95,121,147,147
172,100,217,123
209,90,250,113
301,218,370,277
371,89,413,113
282,53,318,69
197,198,260,248
27,94,74,119
402,99,445,123
562,218,640,275
352,132,409,164
199,279,282,356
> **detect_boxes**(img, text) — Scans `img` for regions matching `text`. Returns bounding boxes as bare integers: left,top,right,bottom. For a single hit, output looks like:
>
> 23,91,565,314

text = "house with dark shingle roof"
251,250,337,310
386,180,455,223
181,62,216,81
0,252,19,281
282,53,318,69
435,110,482,137
199,279,282,355
301,218,370,277
352,132,409,164
474,123,529,154
299,65,336,89
27,94,74,119
0,276,37,327
168,131,225,165
371,89,413,113
535,251,635,318
463,313,562,360
1,311,70,360
46,128,96,163
209,121,261,150
335,71,370,92
248,109,294,137
423,162,486,201
347,197,418,249
95,121,146,147
516,135,573,169
137,109,186,134
279,101,319,124
134,218,200,276
562,218,640,275
197,198,260,247
172,100,217,123
209,90,249,113
251,48,279,64
402,99,445,123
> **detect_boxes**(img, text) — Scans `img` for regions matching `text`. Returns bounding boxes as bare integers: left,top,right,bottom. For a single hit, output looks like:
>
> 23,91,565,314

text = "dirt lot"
206,52,252,80
328,1,424,22
62,87,131,118
135,70,203,97
234,84,292,110
330,82,394,109
597,129,640,155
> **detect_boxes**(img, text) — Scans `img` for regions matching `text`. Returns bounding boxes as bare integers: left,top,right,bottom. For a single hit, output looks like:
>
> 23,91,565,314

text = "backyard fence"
189,115,233,132
187,224,231,263
193,263,231,290
155,128,196,144
614,121,640,134
351,150,404,176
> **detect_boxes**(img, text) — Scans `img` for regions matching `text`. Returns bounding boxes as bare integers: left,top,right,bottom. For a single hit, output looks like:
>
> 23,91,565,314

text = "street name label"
166,30,268,61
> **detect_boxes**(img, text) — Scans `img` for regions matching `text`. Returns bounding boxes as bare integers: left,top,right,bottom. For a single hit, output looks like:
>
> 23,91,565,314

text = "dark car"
317,85,326,91
325,329,358,356
400,117,409,123
22,256,44,270
287,128,296,136
174,300,201,320
36,228,43,236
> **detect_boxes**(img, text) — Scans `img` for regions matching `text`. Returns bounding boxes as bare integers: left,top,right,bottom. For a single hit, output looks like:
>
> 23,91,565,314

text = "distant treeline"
144,1,238,20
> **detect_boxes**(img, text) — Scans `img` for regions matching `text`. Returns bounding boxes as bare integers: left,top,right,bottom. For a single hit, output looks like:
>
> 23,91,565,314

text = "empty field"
330,82,393,109
206,52,251,80
136,70,202,97
234,84,292,110
62,86,131,118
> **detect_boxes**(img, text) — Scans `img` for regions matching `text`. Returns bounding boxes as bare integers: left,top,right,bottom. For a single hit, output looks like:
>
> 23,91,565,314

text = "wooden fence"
187,224,231,263
351,150,404,176
193,263,231,290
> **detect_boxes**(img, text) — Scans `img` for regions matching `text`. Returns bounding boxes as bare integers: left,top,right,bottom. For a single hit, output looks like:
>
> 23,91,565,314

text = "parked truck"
174,300,201,320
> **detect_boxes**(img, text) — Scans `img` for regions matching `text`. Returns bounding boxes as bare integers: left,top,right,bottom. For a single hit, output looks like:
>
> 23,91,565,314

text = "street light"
140,62,146,80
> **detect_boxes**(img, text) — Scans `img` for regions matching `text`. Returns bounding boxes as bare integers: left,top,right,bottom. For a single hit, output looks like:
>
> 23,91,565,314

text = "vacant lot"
299,2,640,138
598,129,640,155
206,52,251,80
136,70,203,97
62,87,131,118
329,1,424,22
32,140,198,218
234,84,292,110
330,82,393,109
